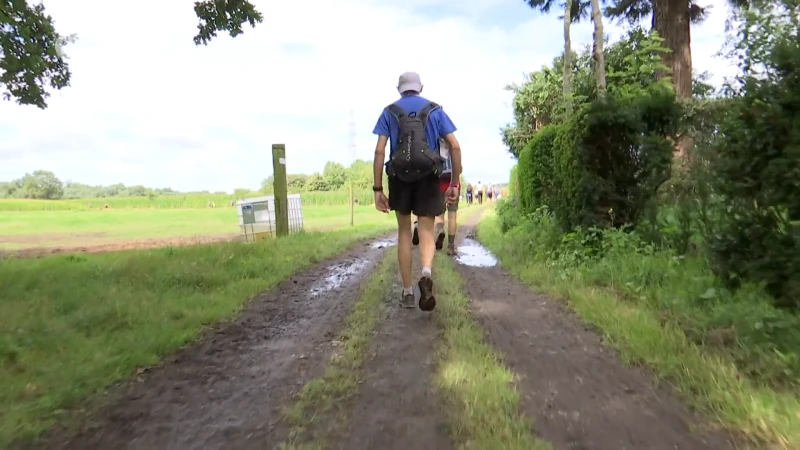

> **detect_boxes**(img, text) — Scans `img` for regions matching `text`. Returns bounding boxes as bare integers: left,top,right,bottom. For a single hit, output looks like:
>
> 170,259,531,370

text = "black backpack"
385,101,444,182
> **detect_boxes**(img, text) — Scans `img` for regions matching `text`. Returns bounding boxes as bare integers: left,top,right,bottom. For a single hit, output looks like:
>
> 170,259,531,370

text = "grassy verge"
478,212,800,448
0,222,394,446
431,253,552,450
278,248,397,449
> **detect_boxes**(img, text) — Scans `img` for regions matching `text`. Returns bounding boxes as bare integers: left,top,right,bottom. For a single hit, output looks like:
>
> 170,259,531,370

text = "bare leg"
411,213,420,246
396,213,413,290
447,210,457,236
446,210,458,255
417,215,436,272
434,213,445,250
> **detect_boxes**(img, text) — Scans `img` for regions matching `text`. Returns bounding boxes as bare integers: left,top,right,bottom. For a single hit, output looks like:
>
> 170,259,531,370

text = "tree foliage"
705,0,800,308
0,0,263,109
192,0,264,46
0,0,70,109
502,28,675,157
506,0,800,314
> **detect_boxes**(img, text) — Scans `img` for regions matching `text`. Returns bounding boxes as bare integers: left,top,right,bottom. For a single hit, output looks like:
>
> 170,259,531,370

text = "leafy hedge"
517,124,560,216
706,11,800,309
516,87,679,231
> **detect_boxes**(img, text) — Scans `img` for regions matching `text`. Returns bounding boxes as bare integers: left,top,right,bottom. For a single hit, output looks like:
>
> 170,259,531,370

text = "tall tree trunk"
563,0,573,115
590,0,607,99
652,0,692,159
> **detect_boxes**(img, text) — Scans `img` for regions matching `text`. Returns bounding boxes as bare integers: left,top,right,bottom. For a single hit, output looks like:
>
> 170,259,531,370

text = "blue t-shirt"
372,94,457,166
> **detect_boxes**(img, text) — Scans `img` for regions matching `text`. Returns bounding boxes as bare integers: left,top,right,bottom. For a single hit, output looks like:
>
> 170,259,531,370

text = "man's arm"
435,108,461,187
372,110,390,189
443,133,462,186
374,135,388,188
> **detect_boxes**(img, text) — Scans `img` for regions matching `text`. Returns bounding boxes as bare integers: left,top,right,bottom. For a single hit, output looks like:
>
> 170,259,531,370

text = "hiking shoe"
418,276,436,311
446,244,456,256
412,224,419,246
400,292,416,309
435,232,445,250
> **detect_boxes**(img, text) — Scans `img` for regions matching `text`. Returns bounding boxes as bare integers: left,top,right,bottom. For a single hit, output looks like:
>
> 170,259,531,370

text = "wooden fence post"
272,144,289,237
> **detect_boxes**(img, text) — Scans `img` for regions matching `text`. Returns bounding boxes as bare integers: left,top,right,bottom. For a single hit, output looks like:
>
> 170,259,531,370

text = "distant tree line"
1,159,473,201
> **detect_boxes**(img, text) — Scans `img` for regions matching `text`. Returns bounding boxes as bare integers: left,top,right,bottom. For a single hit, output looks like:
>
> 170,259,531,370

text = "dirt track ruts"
34,236,394,450
453,212,736,450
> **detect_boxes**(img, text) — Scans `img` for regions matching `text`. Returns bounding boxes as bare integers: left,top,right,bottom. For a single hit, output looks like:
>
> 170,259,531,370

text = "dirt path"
35,237,395,450
330,251,452,450
453,214,736,450
1,234,238,259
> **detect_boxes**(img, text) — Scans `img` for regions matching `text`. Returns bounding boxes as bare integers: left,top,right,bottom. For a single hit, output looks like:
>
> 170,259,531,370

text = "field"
0,192,376,211
0,203,391,255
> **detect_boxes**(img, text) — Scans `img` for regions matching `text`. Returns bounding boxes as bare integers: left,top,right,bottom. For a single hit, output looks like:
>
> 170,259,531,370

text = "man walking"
434,138,459,255
412,138,460,255
372,72,462,311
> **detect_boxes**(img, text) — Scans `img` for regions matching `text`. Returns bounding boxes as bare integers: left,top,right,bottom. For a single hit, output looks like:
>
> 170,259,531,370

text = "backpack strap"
418,102,441,129
386,103,407,120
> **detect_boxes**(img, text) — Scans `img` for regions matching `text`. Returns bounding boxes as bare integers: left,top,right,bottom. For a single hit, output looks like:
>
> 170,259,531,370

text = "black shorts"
388,174,445,218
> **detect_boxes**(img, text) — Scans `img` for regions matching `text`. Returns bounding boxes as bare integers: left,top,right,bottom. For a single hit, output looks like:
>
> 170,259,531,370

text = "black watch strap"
372,186,383,192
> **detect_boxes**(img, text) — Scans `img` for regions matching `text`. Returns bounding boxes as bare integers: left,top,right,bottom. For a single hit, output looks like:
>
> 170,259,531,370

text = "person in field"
476,181,484,205
487,184,494,202
372,72,462,311
466,183,473,205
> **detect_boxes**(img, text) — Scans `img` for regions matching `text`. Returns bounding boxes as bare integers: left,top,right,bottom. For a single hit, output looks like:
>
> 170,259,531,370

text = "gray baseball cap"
397,72,422,94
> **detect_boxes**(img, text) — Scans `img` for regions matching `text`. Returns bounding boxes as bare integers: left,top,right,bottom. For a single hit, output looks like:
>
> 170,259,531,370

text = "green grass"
431,253,551,450
0,205,392,250
0,222,394,447
0,191,379,211
279,248,396,449
478,212,800,449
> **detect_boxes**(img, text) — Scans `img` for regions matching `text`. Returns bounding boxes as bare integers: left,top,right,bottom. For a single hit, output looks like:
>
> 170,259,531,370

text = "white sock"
422,266,432,277
402,286,413,295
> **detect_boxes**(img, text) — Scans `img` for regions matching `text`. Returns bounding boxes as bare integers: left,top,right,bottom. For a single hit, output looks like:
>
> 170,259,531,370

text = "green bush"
495,198,523,233
706,5,800,309
508,164,518,199
517,124,561,215
549,89,679,232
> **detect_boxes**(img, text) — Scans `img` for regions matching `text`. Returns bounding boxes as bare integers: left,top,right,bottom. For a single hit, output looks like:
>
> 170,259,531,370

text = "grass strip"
278,248,397,449
432,253,552,450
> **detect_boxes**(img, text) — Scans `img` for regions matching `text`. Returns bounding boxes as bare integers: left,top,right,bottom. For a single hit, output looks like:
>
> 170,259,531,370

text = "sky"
0,0,737,193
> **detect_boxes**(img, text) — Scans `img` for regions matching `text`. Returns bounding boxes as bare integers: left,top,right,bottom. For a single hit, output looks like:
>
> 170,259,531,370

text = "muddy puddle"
370,239,397,249
310,258,373,296
455,238,498,267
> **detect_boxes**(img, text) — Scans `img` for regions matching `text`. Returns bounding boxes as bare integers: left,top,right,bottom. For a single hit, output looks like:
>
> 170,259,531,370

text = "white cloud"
0,0,736,192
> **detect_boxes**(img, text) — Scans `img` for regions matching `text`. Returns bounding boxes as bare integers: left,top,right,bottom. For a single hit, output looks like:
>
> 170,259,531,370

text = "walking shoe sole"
418,277,436,312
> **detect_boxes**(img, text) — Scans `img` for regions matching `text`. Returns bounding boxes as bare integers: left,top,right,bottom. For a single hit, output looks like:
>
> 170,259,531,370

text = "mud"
331,253,452,450
1,234,237,259
35,237,392,450
453,215,736,450
370,240,397,249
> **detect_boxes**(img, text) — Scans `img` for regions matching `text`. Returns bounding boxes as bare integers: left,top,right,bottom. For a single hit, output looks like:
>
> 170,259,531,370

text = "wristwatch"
372,186,383,192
